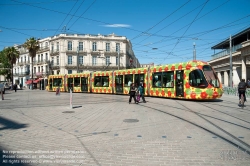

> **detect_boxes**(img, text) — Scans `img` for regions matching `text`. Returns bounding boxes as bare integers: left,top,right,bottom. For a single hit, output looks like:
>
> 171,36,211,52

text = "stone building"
13,33,139,89
208,27,250,87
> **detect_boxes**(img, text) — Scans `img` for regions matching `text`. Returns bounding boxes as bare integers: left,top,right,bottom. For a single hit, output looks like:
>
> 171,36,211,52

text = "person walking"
138,82,146,103
238,79,247,103
14,83,17,92
129,83,138,104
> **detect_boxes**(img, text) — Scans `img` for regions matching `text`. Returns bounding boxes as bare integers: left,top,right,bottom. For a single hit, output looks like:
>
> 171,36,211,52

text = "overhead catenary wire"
53,0,79,36
68,0,97,30
131,0,191,41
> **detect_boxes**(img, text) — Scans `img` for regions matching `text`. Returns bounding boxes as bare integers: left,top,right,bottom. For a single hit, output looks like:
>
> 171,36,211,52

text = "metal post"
77,46,79,73
229,35,232,87
193,42,196,60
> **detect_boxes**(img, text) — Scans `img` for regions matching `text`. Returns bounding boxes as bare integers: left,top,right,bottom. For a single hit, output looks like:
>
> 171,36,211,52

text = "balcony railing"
13,71,30,76
50,50,59,56
211,44,242,60
104,50,125,55
34,59,50,65
37,46,49,53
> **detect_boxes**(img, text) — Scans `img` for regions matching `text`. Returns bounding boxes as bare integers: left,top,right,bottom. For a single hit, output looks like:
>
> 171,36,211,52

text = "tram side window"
135,74,144,87
94,76,109,87
53,78,62,87
102,76,109,87
94,77,102,87
189,70,208,88
74,78,80,87
125,74,133,86
152,72,162,87
162,71,174,88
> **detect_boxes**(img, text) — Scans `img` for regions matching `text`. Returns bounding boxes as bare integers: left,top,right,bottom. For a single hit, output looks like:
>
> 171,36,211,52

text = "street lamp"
77,46,79,73
118,49,120,70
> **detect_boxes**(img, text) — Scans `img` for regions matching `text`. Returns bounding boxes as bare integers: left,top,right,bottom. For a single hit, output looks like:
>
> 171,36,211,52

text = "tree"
0,50,11,80
4,47,20,87
23,37,40,90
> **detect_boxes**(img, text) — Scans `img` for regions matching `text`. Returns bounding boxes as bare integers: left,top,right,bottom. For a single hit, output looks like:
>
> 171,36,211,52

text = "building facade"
208,28,250,87
13,33,139,89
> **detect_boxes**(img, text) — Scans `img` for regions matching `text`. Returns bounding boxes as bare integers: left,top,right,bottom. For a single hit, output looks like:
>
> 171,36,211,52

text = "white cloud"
102,24,131,28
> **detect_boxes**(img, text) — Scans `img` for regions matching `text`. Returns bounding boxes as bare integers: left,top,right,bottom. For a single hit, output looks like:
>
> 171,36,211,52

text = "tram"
47,60,223,100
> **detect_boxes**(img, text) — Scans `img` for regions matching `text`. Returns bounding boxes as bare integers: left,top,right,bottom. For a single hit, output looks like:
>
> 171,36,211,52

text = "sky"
0,0,250,65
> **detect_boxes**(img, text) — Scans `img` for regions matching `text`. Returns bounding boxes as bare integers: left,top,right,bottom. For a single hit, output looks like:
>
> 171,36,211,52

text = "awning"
33,78,42,83
25,80,32,85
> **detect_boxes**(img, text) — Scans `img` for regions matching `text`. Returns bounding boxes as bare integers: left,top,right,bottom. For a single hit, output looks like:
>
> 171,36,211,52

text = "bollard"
1,90,4,100
70,88,73,109
56,87,60,96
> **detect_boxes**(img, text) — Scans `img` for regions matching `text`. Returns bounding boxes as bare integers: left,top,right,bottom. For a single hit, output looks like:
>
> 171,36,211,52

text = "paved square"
0,90,249,166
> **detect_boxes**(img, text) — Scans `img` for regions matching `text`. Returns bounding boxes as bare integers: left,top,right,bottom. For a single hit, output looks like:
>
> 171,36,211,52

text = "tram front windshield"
203,65,220,88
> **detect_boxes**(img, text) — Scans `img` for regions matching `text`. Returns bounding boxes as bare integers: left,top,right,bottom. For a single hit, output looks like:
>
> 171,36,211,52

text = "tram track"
140,100,250,155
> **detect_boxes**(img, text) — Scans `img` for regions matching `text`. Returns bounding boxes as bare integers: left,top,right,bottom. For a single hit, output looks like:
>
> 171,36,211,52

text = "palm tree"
23,37,40,90
4,47,20,88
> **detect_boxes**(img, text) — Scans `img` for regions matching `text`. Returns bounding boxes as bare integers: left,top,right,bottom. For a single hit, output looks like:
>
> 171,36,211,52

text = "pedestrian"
129,83,138,104
14,83,17,92
238,79,247,103
138,82,146,103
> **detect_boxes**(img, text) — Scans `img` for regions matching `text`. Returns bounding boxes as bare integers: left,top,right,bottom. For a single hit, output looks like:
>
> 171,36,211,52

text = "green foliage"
0,50,11,77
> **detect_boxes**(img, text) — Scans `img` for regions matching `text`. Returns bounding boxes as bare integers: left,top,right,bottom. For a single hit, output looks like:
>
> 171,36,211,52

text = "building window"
106,43,110,51
106,56,110,66
68,70,72,74
116,43,120,52
68,41,72,50
56,42,59,51
45,42,48,48
68,55,72,65
46,53,48,61
51,57,54,65
51,43,54,52
34,67,36,74
79,56,83,64
21,57,23,63
24,56,26,63
41,54,43,62
92,42,97,51
79,42,83,51
56,56,59,65
38,55,40,62
38,66,40,72
92,56,97,66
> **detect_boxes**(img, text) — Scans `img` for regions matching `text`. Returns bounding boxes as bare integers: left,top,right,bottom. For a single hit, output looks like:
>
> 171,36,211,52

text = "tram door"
49,79,53,90
68,78,74,92
81,77,88,92
176,70,184,97
115,75,123,93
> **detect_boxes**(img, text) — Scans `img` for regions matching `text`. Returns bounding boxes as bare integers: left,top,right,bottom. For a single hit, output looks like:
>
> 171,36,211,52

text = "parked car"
0,83,5,94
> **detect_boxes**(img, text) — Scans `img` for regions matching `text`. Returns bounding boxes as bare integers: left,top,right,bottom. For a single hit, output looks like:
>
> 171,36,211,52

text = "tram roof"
211,27,250,49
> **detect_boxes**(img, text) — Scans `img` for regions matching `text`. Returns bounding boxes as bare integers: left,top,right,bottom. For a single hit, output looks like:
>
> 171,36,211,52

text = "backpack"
238,82,246,89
